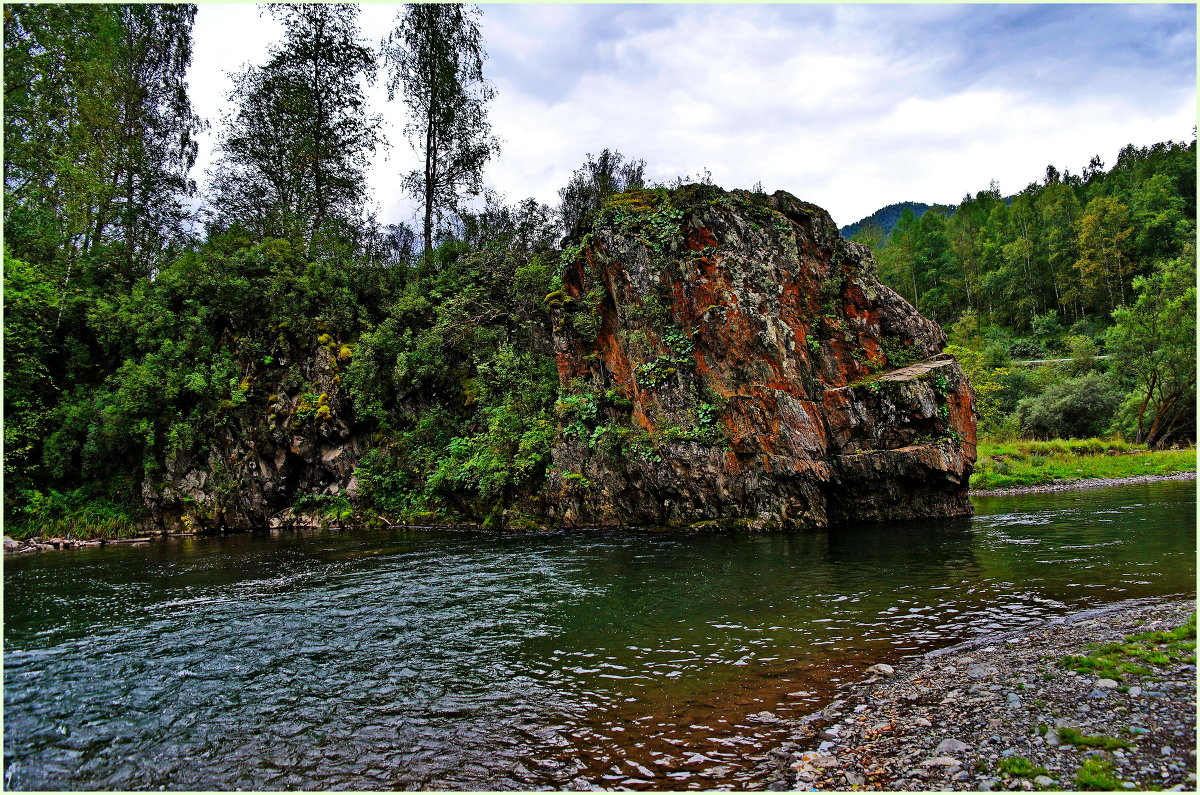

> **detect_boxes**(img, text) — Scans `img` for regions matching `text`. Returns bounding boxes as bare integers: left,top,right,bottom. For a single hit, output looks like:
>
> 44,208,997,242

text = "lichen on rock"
541,185,977,529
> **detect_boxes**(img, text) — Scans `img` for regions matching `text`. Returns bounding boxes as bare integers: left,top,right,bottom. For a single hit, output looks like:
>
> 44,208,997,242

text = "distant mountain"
839,202,932,240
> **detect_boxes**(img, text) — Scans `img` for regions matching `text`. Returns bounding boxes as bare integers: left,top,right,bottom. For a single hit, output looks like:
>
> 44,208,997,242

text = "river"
3,479,1195,790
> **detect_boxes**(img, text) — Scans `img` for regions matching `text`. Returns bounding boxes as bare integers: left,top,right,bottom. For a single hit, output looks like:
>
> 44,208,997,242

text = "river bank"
764,597,1197,792
971,470,1196,497
4,470,1195,554
970,442,1195,491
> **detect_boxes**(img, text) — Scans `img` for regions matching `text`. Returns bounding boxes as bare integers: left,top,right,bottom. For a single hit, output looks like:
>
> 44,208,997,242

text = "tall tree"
1106,245,1196,447
383,3,499,257
4,3,203,282
210,3,380,250
1036,182,1082,320
1076,195,1134,312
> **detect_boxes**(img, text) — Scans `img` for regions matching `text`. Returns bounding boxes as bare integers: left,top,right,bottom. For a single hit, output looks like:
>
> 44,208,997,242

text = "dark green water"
4,480,1195,790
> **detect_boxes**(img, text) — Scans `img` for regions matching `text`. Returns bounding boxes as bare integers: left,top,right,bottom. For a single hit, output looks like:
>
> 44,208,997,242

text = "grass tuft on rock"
1055,727,1132,750
997,756,1049,778
1059,612,1196,681
1074,758,1124,791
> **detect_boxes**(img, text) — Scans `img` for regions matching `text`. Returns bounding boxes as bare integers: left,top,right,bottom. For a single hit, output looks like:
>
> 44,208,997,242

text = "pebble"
867,663,895,677
773,598,1196,792
935,739,970,755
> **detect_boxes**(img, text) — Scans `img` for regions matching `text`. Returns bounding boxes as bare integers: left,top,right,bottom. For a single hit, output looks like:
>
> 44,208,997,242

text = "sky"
188,3,1197,231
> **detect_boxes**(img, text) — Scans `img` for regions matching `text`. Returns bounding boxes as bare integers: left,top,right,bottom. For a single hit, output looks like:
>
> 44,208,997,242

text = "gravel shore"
765,597,1197,792
971,471,1196,497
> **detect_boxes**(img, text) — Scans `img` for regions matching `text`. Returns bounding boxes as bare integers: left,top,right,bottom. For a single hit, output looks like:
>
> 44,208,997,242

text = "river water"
4,480,1195,790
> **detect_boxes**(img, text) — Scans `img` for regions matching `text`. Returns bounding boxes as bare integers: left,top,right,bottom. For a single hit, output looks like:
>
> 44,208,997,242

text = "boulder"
543,186,976,529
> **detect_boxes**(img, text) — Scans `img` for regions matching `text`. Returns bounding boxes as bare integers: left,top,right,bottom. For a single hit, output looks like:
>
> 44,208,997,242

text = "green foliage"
1013,371,1124,439
384,3,498,254
944,344,1010,432
1074,758,1124,791
292,492,355,523
881,336,922,369
1059,612,1196,681
7,488,140,540
996,757,1049,779
4,4,203,280
1055,727,1131,751
211,3,381,252
558,149,648,238
1105,248,1197,447
970,441,1194,489
863,138,1195,341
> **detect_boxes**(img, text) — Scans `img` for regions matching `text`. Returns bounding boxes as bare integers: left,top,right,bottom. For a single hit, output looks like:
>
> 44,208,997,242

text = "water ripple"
4,481,1195,790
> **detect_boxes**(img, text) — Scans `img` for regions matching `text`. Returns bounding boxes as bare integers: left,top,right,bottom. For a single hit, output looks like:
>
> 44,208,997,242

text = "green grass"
997,757,1050,778
6,503,142,541
1055,727,1132,750
1060,612,1196,681
1074,758,1124,791
971,439,1196,490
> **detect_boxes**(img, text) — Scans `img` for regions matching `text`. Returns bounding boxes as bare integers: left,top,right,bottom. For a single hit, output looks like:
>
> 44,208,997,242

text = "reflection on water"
4,480,1195,790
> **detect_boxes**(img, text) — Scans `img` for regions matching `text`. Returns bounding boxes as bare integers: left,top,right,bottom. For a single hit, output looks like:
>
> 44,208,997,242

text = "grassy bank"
971,439,1197,490
5,497,142,541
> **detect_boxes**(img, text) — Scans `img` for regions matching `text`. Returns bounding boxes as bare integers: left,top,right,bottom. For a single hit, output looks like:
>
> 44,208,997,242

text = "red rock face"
542,186,976,529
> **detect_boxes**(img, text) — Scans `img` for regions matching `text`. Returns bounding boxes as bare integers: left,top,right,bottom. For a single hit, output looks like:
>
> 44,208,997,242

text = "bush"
1007,338,1048,360
1014,371,1125,439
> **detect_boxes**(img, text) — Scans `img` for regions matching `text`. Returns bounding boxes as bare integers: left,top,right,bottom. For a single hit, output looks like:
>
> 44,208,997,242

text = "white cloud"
187,3,1196,232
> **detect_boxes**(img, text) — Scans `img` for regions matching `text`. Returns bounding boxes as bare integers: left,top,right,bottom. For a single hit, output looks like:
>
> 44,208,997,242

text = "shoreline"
969,470,1196,497
763,596,1197,792
5,472,1195,555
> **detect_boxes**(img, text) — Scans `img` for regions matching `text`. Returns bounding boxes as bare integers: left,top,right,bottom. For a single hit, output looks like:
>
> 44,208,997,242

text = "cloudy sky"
188,3,1196,231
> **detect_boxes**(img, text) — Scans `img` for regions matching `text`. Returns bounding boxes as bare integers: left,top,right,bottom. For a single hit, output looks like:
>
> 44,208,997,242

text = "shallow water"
4,479,1195,790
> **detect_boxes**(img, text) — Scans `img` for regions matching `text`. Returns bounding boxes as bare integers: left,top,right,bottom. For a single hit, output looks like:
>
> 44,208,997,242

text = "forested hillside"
838,201,936,241
3,4,1195,535
852,142,1196,448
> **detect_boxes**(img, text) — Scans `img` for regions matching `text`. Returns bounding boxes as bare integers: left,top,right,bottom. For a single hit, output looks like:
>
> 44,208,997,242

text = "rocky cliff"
540,185,976,529
143,185,975,533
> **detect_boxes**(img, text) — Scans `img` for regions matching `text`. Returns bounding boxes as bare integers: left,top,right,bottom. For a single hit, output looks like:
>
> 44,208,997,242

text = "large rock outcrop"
539,185,976,529
141,185,975,533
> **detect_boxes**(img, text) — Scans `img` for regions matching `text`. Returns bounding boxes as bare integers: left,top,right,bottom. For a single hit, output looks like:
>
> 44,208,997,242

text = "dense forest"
3,4,1195,534
850,140,1196,447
